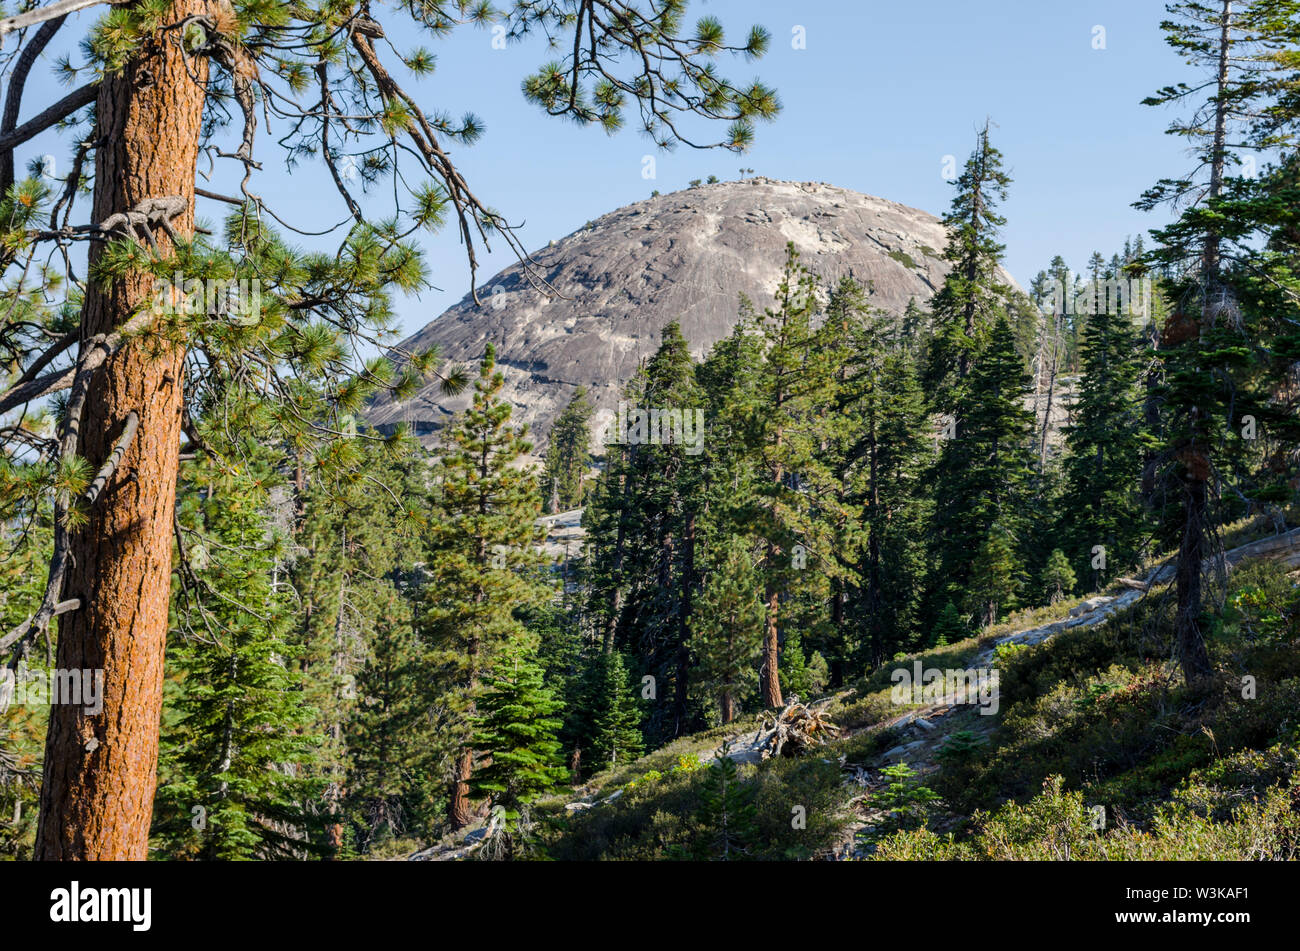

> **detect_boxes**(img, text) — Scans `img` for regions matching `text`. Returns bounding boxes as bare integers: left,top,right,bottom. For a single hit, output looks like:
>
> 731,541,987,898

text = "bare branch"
0,598,79,656
2,327,75,393
195,186,243,205
0,81,98,154
81,409,138,506
1,14,67,194
0,0,124,38
0,308,151,416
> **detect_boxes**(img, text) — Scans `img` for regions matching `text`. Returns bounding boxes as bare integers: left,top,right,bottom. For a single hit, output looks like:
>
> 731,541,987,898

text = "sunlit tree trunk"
36,1,208,860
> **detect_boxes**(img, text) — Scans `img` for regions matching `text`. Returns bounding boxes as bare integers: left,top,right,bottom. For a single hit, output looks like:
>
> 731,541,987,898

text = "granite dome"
366,177,1020,451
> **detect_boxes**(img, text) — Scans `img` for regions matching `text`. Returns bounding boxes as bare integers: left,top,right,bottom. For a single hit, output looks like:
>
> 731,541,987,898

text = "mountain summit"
367,177,1018,449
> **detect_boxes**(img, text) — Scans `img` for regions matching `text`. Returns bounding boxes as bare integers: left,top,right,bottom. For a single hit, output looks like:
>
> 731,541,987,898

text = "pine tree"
542,388,595,513
343,577,442,853
625,321,705,739
929,317,1036,622
931,602,969,647
749,245,843,707
1138,0,1300,688
1060,273,1147,590
693,317,767,613
1,1,777,859
523,598,585,778
582,321,705,743
899,297,930,356
695,755,756,860
470,647,567,834
288,442,433,855
778,626,829,700
586,651,644,772
422,344,551,829
924,123,1015,412
965,526,1022,628
1042,549,1077,604
828,278,932,667
154,467,322,860
691,536,764,723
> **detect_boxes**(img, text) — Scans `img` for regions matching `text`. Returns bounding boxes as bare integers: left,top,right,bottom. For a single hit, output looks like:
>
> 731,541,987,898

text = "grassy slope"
532,529,1300,861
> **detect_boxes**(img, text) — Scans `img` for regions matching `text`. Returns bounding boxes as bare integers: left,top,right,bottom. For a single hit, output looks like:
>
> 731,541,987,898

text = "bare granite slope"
367,177,1023,452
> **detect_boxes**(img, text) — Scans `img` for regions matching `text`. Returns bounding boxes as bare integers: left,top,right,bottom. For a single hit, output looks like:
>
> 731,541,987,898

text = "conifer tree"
931,602,969,647
583,321,705,741
691,536,764,723
777,626,829,700
924,123,1014,412
694,316,767,585
542,388,595,513
630,322,706,738
581,418,639,656
827,278,932,666
749,245,842,707
0,0,777,858
586,651,644,771
470,647,567,840
899,297,931,357
154,467,321,860
929,318,1036,623
343,577,441,853
965,526,1022,628
1060,276,1147,590
288,443,432,854
422,345,550,829
1042,549,1077,604
523,599,585,778
695,755,756,860
1138,0,1300,687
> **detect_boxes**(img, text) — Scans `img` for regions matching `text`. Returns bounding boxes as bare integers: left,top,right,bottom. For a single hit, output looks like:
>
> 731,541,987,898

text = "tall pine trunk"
673,511,696,736
760,572,782,708
448,748,474,829
1038,308,1062,470
760,455,783,709
1175,471,1213,685
36,2,208,860
1173,0,1231,691
760,389,786,709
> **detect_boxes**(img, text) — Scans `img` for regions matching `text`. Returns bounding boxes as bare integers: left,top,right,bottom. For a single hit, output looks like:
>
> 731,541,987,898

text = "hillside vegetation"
514,537,1300,861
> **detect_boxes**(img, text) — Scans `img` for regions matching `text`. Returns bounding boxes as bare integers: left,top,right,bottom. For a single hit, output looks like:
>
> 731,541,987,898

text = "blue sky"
18,0,1192,338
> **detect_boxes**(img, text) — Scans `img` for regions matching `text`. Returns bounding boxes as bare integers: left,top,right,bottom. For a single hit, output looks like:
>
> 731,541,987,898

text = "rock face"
366,177,1020,452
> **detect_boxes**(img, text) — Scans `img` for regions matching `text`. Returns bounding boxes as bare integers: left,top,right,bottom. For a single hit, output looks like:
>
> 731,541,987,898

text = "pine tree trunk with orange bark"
760,577,783,709
35,2,208,860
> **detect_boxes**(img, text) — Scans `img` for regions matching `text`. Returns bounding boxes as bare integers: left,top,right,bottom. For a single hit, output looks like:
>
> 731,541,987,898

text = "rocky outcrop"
366,177,1025,454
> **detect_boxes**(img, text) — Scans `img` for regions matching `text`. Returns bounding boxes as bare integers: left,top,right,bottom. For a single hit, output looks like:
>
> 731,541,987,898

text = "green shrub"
935,730,987,768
